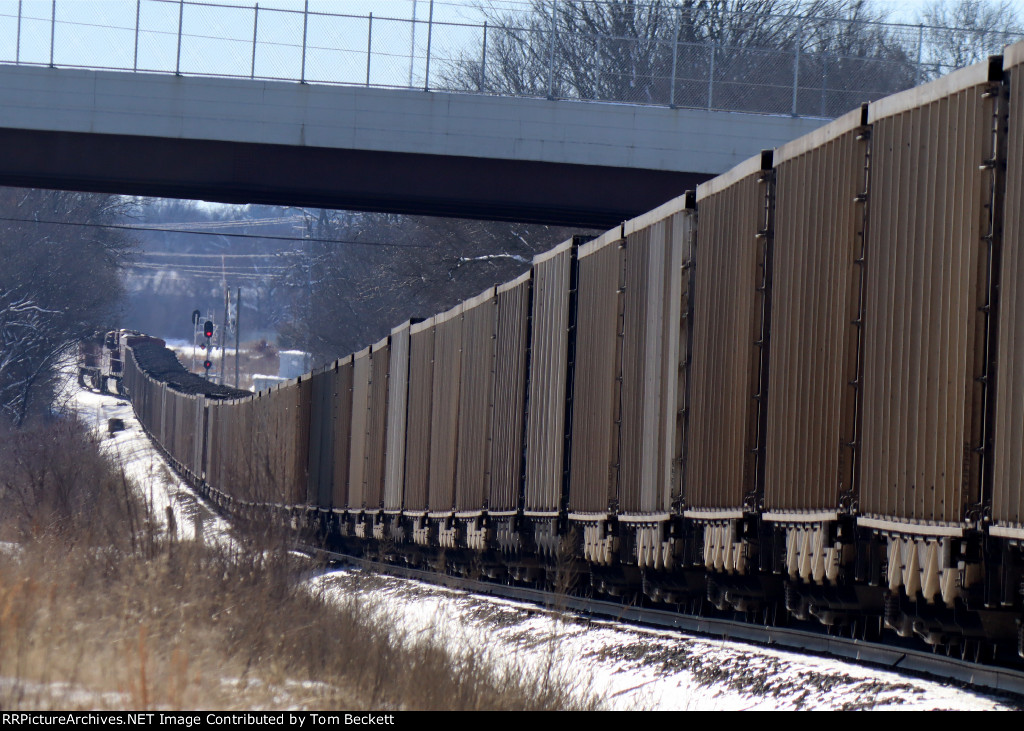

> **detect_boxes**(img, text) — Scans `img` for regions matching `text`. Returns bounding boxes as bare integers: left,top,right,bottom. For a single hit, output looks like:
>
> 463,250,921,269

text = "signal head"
203,320,214,339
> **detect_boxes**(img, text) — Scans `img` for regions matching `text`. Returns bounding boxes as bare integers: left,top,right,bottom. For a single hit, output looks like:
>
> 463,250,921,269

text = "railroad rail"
138,418,1024,701
128,422,1024,703
311,548,1024,701
111,38,1024,688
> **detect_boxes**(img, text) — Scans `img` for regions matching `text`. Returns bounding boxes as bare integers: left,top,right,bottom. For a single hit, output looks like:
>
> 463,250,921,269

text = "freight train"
77,330,130,393
116,42,1024,663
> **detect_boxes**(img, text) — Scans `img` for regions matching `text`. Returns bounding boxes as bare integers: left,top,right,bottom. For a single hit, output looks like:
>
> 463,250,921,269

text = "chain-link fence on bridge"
0,0,1019,118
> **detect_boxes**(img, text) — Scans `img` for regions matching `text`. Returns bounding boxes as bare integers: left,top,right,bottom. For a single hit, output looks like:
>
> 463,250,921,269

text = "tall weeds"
0,419,596,710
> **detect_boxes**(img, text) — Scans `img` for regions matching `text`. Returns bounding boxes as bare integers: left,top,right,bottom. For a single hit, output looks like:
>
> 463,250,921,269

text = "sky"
0,0,500,86
4,0,1023,88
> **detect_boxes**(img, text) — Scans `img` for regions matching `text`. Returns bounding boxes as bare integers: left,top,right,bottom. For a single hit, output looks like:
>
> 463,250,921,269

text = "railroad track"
141,410,1024,704
309,545,1024,702
113,43,1024,695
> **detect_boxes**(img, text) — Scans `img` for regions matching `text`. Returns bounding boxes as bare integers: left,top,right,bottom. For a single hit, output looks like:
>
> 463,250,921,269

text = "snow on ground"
0,676,129,709
313,569,1019,711
71,387,233,546
72,386,1021,711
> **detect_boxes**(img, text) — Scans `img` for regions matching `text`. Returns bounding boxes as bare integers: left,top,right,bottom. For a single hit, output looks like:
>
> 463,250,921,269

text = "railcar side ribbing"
993,44,1024,539
118,41,1024,661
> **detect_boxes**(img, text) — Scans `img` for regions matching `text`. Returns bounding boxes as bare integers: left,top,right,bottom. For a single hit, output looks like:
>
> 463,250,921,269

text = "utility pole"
235,287,241,389
222,286,230,385
190,309,201,372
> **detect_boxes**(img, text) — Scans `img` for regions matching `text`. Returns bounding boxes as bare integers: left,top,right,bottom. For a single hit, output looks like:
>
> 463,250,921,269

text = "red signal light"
203,320,214,339
204,360,212,370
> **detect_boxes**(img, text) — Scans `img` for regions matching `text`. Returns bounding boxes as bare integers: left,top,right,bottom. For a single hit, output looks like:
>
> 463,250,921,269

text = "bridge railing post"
49,0,55,68
175,0,183,75
792,21,802,117
546,0,557,99
820,52,828,117
133,0,140,72
480,21,487,91
669,11,681,108
707,40,715,110
251,3,258,79
300,0,308,83
15,0,21,64
408,1,416,88
366,13,372,86
915,23,924,85
423,0,434,91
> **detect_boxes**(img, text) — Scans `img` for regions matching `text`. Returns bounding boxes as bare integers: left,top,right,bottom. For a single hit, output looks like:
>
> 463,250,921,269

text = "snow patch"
69,384,1020,711
312,569,1018,711
71,388,233,547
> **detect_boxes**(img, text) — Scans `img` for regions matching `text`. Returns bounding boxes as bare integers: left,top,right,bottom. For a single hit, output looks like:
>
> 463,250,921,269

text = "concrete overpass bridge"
0,64,827,227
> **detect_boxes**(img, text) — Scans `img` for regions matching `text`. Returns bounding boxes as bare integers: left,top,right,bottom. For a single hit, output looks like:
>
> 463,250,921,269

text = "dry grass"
0,420,598,711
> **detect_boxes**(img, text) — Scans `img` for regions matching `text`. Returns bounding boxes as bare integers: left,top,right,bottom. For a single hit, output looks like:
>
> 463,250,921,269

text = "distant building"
278,350,312,380
251,374,287,393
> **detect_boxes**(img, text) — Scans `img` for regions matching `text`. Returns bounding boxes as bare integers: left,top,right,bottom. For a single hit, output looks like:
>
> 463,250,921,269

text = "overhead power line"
128,263,291,272
127,265,287,279
130,270,280,281
0,215,432,248
137,251,304,258
138,216,307,230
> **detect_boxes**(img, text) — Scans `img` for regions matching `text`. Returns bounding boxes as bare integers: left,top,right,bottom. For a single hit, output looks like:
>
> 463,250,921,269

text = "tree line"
438,0,1022,117
0,190,133,426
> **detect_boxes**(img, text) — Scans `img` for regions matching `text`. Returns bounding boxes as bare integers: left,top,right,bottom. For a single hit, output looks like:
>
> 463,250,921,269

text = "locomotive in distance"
115,40,1024,665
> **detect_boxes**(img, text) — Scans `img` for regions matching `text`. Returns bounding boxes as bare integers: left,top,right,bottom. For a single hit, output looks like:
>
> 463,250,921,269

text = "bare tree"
0,188,135,426
277,211,587,363
0,291,66,426
440,0,914,116
918,0,1023,78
